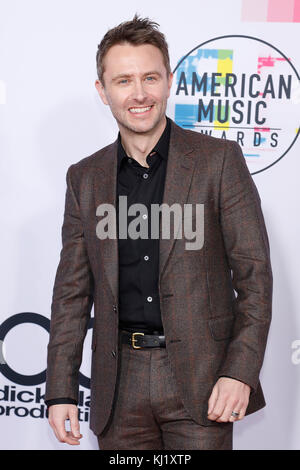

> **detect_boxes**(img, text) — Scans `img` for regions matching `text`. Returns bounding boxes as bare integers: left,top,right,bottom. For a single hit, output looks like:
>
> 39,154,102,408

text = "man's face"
95,43,173,135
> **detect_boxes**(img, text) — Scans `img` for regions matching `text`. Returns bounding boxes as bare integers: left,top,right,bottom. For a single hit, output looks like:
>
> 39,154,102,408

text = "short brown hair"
96,13,171,85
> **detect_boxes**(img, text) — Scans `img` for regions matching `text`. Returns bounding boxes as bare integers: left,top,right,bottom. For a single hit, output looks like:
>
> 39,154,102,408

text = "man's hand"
48,404,82,445
207,377,250,423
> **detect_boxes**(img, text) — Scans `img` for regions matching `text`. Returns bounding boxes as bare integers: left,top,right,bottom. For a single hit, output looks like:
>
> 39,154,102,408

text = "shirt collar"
117,115,171,173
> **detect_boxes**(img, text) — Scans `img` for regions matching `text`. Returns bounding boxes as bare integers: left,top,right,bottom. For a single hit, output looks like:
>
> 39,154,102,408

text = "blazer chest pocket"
208,315,235,341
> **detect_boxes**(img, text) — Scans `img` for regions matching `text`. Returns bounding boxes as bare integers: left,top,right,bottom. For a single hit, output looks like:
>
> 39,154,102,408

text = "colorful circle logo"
170,35,300,174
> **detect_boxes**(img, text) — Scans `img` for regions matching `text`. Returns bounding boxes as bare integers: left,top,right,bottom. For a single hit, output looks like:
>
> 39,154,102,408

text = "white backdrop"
0,0,299,450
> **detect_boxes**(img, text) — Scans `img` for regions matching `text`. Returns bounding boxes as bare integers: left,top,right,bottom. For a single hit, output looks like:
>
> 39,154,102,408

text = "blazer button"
113,305,117,312
111,351,116,358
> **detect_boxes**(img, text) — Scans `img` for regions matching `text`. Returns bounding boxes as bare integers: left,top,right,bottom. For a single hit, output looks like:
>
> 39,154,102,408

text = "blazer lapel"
92,119,197,304
158,121,196,286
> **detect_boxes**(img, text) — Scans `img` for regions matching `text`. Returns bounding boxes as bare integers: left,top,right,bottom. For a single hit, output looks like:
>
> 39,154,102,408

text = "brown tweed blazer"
45,118,273,436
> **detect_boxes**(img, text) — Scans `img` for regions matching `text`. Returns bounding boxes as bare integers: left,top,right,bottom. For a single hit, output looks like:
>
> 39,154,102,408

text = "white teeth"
129,106,152,113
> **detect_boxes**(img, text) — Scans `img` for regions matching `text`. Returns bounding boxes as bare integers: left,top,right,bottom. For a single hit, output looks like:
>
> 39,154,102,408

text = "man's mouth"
128,105,154,114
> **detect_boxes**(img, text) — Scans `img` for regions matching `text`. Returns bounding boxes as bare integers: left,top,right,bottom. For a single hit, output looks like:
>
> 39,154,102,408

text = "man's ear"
167,72,173,97
95,79,109,105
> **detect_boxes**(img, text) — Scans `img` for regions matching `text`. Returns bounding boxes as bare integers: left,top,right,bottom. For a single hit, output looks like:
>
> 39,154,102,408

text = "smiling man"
96,39,173,166
45,14,273,450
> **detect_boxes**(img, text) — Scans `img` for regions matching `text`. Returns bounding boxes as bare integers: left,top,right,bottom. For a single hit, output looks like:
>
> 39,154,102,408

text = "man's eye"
146,76,155,81
119,79,128,84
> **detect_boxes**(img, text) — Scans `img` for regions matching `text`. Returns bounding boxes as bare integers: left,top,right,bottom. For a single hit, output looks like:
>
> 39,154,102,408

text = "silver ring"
231,411,240,418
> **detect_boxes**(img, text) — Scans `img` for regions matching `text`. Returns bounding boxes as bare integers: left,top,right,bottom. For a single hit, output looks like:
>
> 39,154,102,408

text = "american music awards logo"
169,35,300,174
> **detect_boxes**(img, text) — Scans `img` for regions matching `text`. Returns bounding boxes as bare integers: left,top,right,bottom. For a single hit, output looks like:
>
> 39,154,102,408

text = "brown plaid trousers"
97,333,233,450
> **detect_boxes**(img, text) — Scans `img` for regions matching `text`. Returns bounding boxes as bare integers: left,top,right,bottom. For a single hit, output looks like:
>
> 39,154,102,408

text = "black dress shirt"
117,115,171,334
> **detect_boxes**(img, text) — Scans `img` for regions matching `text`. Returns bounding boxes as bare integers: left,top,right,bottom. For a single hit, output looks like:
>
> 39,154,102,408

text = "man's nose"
131,80,148,101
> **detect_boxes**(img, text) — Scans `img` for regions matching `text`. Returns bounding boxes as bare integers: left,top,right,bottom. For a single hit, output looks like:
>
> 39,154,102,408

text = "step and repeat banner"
0,0,299,450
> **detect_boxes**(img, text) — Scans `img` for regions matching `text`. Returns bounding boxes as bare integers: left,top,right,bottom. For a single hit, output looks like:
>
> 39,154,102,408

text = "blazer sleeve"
45,164,94,403
217,140,273,393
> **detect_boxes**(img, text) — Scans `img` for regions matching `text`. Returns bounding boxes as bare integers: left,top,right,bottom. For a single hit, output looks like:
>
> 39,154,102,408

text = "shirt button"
144,255,149,261
142,214,148,220
147,296,153,302
143,173,149,179
128,158,132,163
111,351,116,358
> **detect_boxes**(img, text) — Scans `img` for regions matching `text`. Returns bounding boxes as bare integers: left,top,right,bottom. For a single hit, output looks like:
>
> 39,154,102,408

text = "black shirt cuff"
44,398,78,408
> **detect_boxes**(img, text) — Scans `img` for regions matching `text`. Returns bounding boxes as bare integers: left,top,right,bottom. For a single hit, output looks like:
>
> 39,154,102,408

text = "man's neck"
119,116,167,168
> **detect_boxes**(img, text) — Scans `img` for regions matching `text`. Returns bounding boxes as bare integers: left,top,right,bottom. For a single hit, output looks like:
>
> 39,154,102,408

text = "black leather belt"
120,330,166,349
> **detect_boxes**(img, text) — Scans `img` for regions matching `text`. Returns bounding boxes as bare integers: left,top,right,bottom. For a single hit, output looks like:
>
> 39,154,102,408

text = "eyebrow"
111,71,162,83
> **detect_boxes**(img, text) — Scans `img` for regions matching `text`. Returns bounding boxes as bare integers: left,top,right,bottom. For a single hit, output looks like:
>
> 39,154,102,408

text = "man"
45,15,273,450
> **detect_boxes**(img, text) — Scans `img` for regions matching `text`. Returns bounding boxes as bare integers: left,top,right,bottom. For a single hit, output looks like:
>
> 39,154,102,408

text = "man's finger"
208,401,226,421
236,404,247,421
54,419,69,443
55,423,81,445
50,422,61,443
207,384,218,416
217,402,239,423
49,415,65,443
64,431,82,445
207,392,226,421
69,409,82,440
